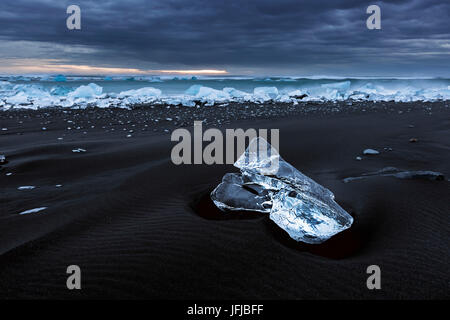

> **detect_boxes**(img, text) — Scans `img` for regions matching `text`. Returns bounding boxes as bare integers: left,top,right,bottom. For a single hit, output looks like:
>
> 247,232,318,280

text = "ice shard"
211,173,272,213
270,189,353,244
343,167,445,183
211,138,353,244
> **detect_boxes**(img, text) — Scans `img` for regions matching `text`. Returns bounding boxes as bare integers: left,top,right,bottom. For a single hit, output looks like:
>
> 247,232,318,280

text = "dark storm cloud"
0,0,449,75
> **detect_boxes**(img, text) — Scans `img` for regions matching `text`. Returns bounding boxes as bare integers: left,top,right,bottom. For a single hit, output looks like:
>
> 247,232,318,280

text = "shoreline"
1,100,449,133
0,101,449,299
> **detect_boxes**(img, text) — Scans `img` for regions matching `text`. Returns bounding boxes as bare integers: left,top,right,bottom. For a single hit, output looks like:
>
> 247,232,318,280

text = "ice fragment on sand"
211,138,353,244
18,186,35,190
72,148,86,153
363,149,379,155
19,207,47,215
343,167,445,183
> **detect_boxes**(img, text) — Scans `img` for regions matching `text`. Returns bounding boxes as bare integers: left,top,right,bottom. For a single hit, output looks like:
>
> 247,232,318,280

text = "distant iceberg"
148,76,163,82
211,138,353,244
53,75,67,82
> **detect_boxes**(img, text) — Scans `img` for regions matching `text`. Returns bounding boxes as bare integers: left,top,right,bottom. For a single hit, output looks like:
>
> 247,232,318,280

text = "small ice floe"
356,156,362,161
19,207,47,215
42,127,47,131
55,184,63,188
166,117,173,121
211,138,353,244
126,134,132,138
57,137,63,140
18,186,35,190
343,167,445,183
363,149,380,155
409,138,419,143
72,148,86,153
1,128,7,131
0,154,6,164
6,172,12,176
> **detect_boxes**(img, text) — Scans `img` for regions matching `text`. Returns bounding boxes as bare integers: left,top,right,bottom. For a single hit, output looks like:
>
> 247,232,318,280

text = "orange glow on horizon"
155,69,228,75
0,59,228,75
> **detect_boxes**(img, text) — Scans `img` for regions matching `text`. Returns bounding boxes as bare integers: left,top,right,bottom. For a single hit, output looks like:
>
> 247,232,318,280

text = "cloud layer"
0,0,449,76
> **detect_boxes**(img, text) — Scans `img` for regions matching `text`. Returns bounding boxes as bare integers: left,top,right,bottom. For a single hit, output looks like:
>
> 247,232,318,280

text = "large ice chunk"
253,87,279,101
211,138,353,244
223,87,249,99
69,83,103,98
185,85,230,101
118,87,162,98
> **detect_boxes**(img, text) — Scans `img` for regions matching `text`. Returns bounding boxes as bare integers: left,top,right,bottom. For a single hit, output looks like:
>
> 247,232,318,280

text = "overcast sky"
0,0,449,76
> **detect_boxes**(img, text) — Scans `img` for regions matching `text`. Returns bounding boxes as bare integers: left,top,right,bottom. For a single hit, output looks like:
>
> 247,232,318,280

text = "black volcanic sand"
0,101,449,299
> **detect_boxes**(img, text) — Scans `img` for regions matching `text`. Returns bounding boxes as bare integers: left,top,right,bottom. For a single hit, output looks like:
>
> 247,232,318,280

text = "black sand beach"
0,101,449,299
